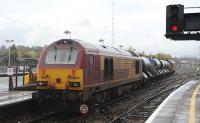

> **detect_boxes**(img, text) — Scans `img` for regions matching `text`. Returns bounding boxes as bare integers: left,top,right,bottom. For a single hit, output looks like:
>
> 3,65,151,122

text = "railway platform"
146,79,200,123
0,91,34,107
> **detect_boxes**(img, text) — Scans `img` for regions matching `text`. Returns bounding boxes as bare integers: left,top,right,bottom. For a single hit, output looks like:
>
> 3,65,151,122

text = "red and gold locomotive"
33,39,175,112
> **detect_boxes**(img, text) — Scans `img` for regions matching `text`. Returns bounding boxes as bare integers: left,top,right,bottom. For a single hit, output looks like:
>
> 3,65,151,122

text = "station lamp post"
119,45,124,50
99,39,104,45
6,40,14,91
6,40,14,67
64,30,71,39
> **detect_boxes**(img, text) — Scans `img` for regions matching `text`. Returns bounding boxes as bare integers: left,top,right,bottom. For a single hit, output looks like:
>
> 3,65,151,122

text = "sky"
0,0,200,57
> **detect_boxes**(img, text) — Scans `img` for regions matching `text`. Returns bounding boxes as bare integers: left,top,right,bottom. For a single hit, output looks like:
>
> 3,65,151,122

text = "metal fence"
0,64,37,91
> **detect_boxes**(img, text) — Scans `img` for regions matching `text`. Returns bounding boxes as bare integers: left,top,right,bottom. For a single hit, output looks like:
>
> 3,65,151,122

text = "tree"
139,52,172,60
10,44,18,65
155,53,172,60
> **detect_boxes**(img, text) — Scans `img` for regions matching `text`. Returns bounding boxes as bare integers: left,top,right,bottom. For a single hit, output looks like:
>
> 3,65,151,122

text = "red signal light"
171,25,178,32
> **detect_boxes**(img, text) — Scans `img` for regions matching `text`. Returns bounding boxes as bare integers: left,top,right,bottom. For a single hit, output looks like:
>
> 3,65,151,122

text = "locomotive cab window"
45,47,78,64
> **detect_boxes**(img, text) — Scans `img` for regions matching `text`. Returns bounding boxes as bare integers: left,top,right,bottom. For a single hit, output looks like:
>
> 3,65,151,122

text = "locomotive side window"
90,56,94,65
135,60,140,74
45,47,78,64
104,57,113,81
90,55,95,82
110,58,113,80
104,58,109,81
83,55,90,83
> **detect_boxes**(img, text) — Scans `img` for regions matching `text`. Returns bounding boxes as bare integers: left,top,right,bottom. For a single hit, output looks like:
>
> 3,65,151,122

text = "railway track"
26,112,58,123
3,71,199,123
109,86,181,123
109,73,187,123
58,73,189,123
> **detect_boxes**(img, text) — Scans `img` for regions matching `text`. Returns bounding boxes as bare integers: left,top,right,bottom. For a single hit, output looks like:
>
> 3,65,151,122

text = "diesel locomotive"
33,39,175,113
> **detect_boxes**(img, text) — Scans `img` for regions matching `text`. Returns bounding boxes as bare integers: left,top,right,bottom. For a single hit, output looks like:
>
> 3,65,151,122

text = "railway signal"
166,4,184,34
165,4,200,40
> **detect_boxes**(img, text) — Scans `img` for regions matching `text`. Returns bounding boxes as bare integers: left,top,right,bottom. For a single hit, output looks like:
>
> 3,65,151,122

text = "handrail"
0,72,29,77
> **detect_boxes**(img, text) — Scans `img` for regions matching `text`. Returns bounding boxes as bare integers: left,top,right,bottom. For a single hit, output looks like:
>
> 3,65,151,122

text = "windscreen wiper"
68,46,73,63
54,46,57,64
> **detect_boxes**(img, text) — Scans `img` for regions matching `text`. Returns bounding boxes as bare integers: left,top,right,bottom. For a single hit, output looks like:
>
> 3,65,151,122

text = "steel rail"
109,75,186,123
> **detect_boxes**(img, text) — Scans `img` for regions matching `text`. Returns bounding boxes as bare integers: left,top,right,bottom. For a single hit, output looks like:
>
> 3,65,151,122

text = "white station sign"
7,67,13,75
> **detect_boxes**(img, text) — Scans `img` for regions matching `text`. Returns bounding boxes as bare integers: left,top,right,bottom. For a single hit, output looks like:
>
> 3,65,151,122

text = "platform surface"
0,76,23,91
0,91,33,107
146,79,200,123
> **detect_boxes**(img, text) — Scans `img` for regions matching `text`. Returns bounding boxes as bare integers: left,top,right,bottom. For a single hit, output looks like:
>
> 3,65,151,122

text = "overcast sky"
0,0,200,57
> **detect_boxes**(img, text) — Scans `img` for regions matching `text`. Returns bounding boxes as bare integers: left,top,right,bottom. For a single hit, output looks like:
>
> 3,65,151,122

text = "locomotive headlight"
38,82,42,86
37,81,47,86
69,82,80,87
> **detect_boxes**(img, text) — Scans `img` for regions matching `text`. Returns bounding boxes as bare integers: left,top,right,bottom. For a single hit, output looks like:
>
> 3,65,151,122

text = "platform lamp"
99,39,104,45
6,40,14,91
119,45,124,50
6,40,14,67
64,30,71,39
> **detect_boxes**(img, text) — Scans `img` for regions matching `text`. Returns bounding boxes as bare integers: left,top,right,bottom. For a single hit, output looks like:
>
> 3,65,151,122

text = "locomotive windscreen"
45,46,78,64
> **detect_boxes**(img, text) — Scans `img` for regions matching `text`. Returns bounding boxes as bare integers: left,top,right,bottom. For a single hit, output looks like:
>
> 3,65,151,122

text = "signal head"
171,25,178,32
166,4,184,34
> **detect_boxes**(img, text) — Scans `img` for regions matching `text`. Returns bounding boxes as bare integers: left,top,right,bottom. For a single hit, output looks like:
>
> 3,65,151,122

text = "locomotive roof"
79,40,141,59
52,39,141,59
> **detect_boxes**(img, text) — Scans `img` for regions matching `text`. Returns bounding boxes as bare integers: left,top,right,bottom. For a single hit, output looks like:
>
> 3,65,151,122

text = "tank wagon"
33,39,175,113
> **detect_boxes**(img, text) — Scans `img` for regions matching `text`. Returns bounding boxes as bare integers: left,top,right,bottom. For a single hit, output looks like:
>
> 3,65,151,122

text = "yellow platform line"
189,83,200,123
